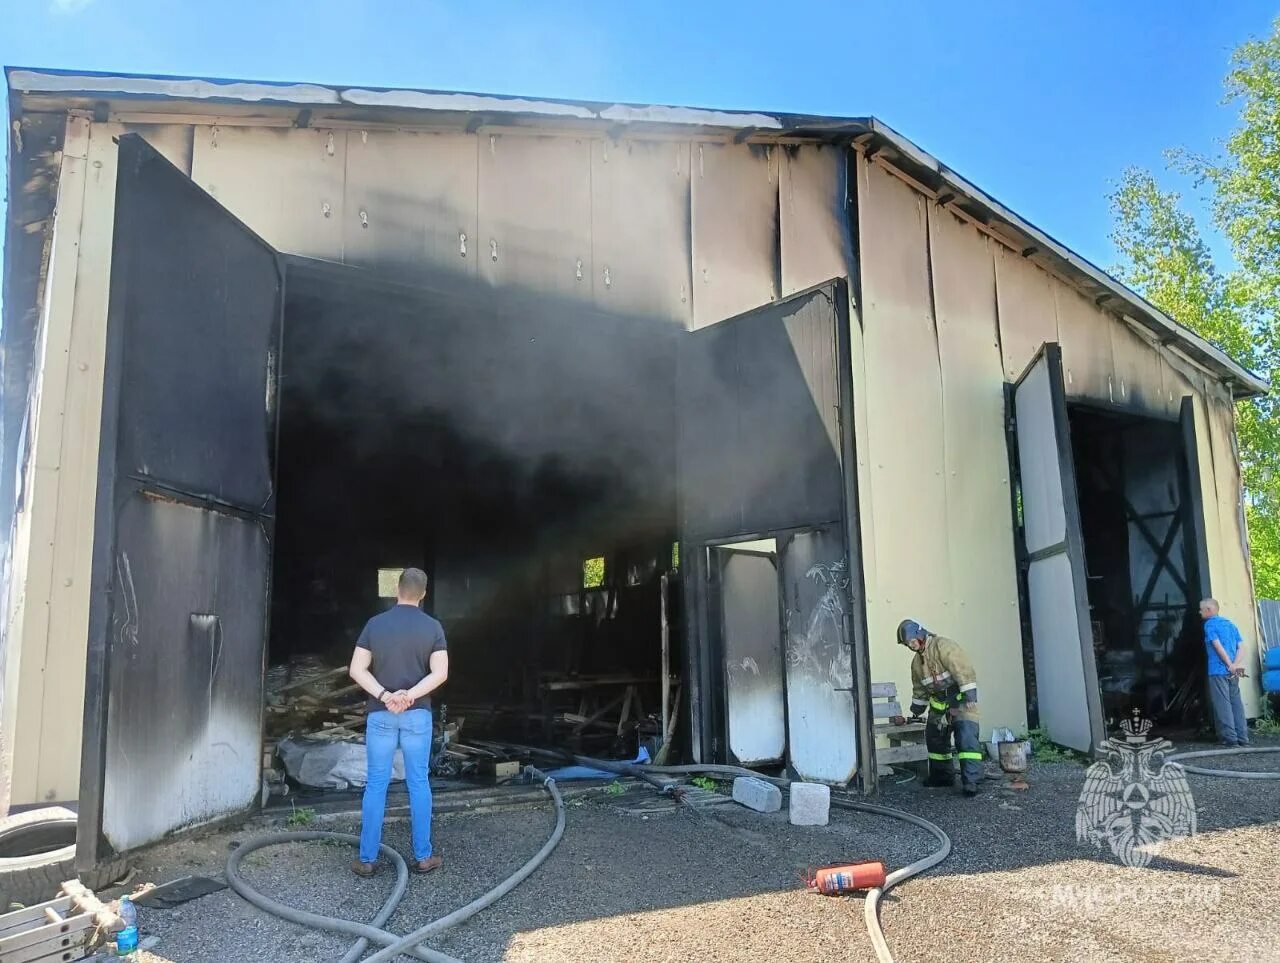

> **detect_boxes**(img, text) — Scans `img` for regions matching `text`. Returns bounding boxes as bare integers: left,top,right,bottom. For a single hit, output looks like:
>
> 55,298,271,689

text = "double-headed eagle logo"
1075,710,1197,868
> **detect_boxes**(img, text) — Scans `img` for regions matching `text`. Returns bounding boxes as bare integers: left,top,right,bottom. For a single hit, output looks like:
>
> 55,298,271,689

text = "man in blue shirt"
1200,598,1250,747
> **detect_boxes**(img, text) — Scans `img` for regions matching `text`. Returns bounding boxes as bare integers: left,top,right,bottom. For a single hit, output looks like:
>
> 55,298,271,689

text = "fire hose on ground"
1168,745,1280,779
225,767,565,963
224,756,950,963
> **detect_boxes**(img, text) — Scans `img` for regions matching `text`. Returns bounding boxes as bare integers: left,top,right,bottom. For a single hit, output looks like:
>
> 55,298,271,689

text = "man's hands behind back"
384,690,414,713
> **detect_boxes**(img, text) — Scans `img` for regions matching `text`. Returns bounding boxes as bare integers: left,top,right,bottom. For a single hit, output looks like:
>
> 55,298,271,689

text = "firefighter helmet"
896,619,927,646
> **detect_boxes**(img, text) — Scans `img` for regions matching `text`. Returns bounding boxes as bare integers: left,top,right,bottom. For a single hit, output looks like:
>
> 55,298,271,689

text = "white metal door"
1012,343,1104,752
717,548,786,765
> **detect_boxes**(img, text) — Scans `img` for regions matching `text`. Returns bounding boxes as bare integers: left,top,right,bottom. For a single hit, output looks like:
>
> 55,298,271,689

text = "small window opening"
583,556,605,589
378,568,406,598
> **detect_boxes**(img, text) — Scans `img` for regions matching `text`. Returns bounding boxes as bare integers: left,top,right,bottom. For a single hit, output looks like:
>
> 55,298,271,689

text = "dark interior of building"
1068,406,1205,726
265,267,684,774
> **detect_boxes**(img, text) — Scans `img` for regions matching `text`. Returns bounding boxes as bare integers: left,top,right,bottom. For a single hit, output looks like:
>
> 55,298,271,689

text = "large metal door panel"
1012,343,1103,752
780,527,858,784
679,285,844,542
679,280,866,783
717,549,785,765
101,496,270,852
79,135,281,867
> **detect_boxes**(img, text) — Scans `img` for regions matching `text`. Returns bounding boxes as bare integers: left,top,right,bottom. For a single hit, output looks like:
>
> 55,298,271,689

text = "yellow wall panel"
856,158,953,713
477,133,593,300
590,139,692,326
691,143,779,328
191,126,345,258
1206,392,1263,713
928,206,1027,733
994,245,1058,380
342,130,478,283
1110,319,1172,417
1054,285,1114,404
780,145,847,297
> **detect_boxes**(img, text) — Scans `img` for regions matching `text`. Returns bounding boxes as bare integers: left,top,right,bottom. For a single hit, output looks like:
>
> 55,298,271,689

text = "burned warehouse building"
0,68,1266,869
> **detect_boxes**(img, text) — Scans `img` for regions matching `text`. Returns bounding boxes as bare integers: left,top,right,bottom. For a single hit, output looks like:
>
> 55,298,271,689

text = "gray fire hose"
225,769,565,963
649,765,951,963
1168,745,1280,779
227,754,946,963
559,756,952,963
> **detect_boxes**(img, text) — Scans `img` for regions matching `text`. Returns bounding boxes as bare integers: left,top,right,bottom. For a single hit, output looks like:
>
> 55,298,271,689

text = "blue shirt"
356,605,448,711
1203,615,1242,677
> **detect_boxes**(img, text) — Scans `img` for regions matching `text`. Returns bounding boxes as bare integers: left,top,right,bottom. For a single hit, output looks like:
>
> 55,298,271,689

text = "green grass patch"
287,805,317,828
1024,727,1086,765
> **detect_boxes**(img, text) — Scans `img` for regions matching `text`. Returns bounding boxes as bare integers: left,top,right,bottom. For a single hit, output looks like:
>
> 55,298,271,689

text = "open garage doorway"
266,260,683,770
1067,404,1208,727
1010,344,1211,752
78,135,868,868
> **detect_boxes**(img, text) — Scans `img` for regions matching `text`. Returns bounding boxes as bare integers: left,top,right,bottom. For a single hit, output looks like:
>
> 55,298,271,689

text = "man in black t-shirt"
348,567,449,876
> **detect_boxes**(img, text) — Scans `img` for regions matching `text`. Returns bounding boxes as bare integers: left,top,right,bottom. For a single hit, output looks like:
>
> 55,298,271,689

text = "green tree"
1110,17,1280,598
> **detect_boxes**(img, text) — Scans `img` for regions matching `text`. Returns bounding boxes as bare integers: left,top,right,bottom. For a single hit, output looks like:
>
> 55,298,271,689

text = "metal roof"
6,66,1267,397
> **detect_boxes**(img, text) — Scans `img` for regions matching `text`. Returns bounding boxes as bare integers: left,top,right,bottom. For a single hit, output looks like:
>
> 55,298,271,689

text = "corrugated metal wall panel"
690,143,779,329
477,133,592,299
856,158,957,721
994,245,1058,381
779,145,847,297
342,130,478,280
589,139,692,325
1258,599,1280,651
191,126,345,258
927,204,1026,734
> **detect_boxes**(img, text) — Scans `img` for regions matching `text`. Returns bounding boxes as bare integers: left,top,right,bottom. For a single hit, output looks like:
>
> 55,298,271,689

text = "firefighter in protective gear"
891,619,983,796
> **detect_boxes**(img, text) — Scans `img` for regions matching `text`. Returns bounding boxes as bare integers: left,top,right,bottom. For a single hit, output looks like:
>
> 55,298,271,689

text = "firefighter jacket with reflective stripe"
909,634,979,721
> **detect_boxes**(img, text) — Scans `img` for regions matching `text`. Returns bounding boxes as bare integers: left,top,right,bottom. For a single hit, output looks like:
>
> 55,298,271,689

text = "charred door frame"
680,278,875,791
78,135,285,868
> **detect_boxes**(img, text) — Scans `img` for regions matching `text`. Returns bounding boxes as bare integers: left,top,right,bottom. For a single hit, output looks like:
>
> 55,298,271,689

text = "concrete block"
732,776,782,813
789,781,831,826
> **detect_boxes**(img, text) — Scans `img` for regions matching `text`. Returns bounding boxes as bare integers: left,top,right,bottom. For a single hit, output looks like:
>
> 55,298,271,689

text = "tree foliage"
1110,17,1280,598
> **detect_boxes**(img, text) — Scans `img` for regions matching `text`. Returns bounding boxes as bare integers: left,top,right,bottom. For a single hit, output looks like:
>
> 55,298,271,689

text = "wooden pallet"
872,681,927,774
0,881,122,963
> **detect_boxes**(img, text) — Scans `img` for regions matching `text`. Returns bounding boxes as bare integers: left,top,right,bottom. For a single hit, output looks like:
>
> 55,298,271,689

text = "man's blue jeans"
1207,675,1249,746
360,708,433,864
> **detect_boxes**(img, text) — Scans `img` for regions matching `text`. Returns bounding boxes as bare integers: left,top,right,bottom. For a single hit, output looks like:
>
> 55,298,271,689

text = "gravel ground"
115,737,1280,963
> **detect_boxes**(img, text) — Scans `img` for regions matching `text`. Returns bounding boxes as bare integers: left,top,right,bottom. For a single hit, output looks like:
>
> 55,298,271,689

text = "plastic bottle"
115,896,139,956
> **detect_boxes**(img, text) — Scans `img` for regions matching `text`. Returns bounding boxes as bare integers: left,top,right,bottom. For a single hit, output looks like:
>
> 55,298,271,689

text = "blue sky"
1,0,1276,281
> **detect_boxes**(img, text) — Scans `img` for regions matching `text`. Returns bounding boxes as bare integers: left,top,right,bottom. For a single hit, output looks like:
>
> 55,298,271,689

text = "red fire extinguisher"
806,861,887,895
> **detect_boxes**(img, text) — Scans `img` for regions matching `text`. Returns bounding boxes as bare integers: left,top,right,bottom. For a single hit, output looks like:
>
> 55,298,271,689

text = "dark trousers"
926,709,983,789
1207,674,1249,746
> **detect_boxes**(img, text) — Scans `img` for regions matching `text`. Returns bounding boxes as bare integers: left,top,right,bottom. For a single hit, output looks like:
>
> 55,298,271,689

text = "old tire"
0,807,128,908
